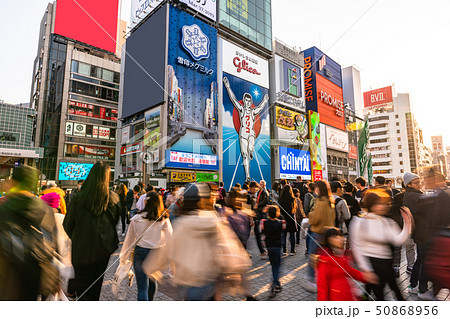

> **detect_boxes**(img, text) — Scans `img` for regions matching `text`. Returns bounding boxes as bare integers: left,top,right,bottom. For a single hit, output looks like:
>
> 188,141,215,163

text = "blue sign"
165,150,219,171
279,147,311,180
59,162,94,181
167,6,218,164
222,73,271,189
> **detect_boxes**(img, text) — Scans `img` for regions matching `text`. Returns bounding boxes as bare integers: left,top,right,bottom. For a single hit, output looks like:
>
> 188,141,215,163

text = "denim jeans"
133,246,158,301
267,247,282,287
410,241,428,293
183,282,216,301
307,231,321,281
282,231,296,253
129,209,139,220
253,219,265,254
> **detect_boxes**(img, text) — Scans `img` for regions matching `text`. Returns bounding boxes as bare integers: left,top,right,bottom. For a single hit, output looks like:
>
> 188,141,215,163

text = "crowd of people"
0,162,449,302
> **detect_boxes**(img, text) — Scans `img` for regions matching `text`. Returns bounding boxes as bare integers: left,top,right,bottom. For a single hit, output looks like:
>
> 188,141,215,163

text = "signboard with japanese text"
165,150,218,170
180,0,217,21
279,147,311,180
326,126,349,153
308,111,322,181
275,106,308,145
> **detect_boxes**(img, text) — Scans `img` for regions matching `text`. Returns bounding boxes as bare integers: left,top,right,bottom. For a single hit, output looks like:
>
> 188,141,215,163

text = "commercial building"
363,86,428,186
342,65,364,118
30,1,123,186
0,102,44,181
431,136,448,177
116,1,273,190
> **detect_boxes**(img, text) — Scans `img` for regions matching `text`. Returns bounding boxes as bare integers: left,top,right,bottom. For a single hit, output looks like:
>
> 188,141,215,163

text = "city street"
97,224,447,301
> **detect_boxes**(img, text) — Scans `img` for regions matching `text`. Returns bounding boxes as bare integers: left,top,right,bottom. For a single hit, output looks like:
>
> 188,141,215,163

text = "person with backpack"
0,165,59,300
330,181,351,235
341,182,361,219
260,205,286,298
63,162,121,301
303,180,336,293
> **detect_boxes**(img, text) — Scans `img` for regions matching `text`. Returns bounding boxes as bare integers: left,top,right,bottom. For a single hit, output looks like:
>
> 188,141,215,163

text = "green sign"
196,172,220,183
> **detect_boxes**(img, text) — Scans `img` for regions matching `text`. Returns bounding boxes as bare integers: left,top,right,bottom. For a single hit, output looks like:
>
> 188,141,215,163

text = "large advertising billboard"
166,6,218,168
130,0,163,30
144,107,160,151
122,6,166,118
59,162,94,181
363,86,394,110
54,0,119,53
275,106,308,145
165,150,218,170
279,147,311,180
308,111,323,181
326,126,349,153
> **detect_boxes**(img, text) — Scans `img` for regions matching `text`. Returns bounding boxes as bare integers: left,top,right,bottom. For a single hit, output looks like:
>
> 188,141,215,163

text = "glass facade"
219,0,272,50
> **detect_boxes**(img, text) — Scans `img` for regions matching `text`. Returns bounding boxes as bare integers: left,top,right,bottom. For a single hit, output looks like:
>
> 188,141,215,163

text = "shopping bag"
111,260,135,300
300,218,309,239
46,289,69,301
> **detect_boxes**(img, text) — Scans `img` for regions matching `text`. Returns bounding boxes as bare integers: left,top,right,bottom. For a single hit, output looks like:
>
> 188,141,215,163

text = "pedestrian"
0,165,59,300
293,188,305,245
67,180,84,207
303,182,317,255
292,176,307,202
126,184,142,220
116,183,128,235
142,183,251,301
303,180,335,293
217,182,227,207
387,179,401,197
316,227,378,301
278,185,298,256
349,189,413,301
256,180,269,220
40,181,67,215
330,181,351,235
136,185,154,211
63,162,121,301
225,187,253,249
341,182,361,220
165,185,179,208
260,205,286,298
119,191,173,301
355,177,368,205
271,181,280,203
374,176,393,198
248,181,267,259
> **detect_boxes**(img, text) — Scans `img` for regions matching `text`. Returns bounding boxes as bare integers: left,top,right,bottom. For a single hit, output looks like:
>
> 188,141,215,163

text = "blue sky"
1,0,449,147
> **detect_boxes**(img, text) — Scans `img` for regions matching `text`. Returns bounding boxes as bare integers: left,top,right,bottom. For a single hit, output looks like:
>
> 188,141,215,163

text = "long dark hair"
77,161,115,215
117,183,128,196
142,191,167,221
278,184,295,213
315,180,334,205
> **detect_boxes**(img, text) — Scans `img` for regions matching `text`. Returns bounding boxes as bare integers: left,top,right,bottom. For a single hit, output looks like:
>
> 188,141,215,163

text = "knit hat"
403,172,420,186
40,192,61,208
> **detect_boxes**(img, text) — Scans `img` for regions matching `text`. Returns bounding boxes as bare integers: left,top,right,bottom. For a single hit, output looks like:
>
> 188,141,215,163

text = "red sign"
233,57,261,75
348,145,358,160
312,170,323,181
363,86,393,109
316,74,345,130
54,0,119,53
121,142,142,156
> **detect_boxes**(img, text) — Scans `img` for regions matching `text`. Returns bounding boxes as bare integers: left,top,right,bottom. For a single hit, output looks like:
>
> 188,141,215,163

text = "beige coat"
308,197,336,234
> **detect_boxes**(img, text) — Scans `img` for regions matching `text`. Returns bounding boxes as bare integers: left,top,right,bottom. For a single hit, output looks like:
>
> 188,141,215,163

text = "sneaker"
418,291,436,301
393,266,399,278
406,267,413,274
289,252,296,256
408,285,419,294
302,280,317,293
274,285,282,293
282,252,289,257
269,287,276,298
260,252,269,260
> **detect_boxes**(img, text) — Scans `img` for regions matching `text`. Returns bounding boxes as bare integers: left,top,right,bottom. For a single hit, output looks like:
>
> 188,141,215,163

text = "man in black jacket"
256,180,269,218
248,181,267,259
126,184,142,220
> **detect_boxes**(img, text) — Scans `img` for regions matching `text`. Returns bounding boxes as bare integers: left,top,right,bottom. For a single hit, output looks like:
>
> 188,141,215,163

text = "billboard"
222,72,271,189
180,0,217,21
121,142,142,156
122,6,167,118
316,74,345,130
308,111,323,181
326,126,349,153
363,86,393,110
59,162,94,181
54,0,119,53
349,145,358,160
279,147,311,180
282,60,302,98
166,6,218,164
130,0,163,30
144,107,160,150
275,106,308,145
165,150,218,170
73,123,86,137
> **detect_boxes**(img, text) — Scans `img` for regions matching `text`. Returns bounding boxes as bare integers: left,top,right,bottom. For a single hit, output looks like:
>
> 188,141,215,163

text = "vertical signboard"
221,39,271,189
144,107,161,149
166,6,218,169
320,123,328,180
308,111,322,181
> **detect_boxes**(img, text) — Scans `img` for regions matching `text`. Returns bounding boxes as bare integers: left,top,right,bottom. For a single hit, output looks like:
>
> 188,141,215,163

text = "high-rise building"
431,136,448,177
30,1,122,186
363,86,427,186
342,65,364,118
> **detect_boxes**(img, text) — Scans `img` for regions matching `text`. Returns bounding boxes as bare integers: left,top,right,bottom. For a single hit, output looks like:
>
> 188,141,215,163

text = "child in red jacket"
316,227,378,301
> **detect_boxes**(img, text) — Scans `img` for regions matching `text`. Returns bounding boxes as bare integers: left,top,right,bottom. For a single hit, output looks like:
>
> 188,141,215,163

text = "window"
397,137,401,141
343,158,348,166
102,69,114,82
395,114,399,118
399,153,402,157
71,60,78,73
400,169,404,173
338,158,343,166
332,156,337,165
400,161,403,165
397,130,400,134
398,145,402,149
327,155,331,164
396,122,400,126
78,62,90,76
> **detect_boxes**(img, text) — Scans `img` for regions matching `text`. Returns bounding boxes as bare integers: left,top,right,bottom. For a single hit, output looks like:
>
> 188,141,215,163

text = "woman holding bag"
119,191,173,301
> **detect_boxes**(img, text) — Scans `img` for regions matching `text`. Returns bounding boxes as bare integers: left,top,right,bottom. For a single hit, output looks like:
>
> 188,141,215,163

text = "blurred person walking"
260,205,286,298
303,180,336,292
355,177,368,205
316,227,378,301
278,185,298,256
127,184,142,220
225,187,252,249
330,181,351,235
116,183,128,235
40,181,67,215
63,162,121,301
293,188,305,245
248,181,267,259
0,165,59,300
349,190,412,301
119,191,173,301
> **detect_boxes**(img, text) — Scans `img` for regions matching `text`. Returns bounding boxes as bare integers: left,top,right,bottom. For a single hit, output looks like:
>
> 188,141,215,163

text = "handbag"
111,259,135,300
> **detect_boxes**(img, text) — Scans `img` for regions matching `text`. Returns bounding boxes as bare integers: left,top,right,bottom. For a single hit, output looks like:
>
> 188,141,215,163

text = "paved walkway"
98,225,449,301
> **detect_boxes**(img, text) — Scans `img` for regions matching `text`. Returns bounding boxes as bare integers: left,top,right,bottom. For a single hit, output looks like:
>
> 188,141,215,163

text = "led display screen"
59,162,94,181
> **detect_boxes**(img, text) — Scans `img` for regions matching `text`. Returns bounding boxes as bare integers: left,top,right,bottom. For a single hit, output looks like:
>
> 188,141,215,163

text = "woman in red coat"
316,227,378,301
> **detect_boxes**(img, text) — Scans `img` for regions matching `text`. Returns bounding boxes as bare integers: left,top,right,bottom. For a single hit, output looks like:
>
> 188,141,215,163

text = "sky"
0,0,449,148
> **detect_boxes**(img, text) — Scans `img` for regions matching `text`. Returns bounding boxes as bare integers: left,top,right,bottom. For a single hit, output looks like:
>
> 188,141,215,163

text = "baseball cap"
183,183,211,200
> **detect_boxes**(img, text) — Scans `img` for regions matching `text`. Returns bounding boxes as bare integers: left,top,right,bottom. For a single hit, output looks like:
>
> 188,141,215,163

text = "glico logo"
304,56,314,102
181,24,210,61
233,57,261,75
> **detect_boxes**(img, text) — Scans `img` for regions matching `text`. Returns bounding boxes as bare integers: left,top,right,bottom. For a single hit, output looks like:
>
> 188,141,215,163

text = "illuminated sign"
274,40,303,66
279,147,311,180
170,171,196,183
349,145,358,160
304,55,314,103
121,142,142,156
276,106,308,144
320,90,344,117
130,0,163,30
181,24,210,61
59,162,94,181
326,126,349,152
165,150,219,170
73,123,86,137
308,111,322,181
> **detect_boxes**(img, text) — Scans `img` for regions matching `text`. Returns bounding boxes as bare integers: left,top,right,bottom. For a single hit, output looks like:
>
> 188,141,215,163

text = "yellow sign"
170,171,196,183
227,0,248,19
